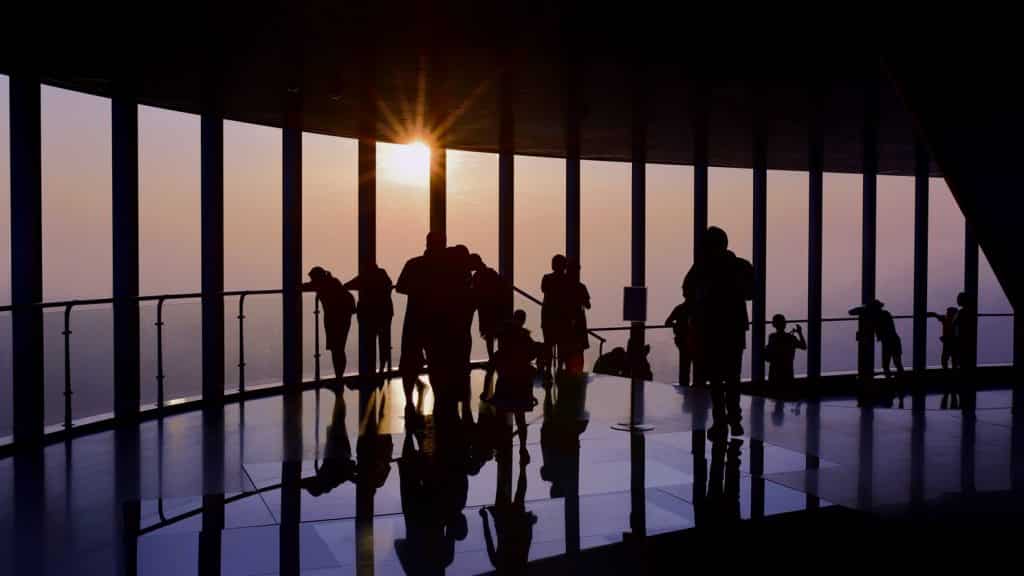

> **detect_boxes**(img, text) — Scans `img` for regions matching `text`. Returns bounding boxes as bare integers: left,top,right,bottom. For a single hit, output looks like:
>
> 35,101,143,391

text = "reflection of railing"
512,285,608,355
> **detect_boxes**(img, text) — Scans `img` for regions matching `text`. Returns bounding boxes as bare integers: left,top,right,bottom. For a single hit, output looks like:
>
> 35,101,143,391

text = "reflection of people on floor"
540,376,589,498
765,314,806,398
356,389,394,492
302,390,356,496
470,370,502,475
929,306,960,409
706,436,743,527
481,441,537,573
303,266,356,386
344,264,394,374
684,227,753,439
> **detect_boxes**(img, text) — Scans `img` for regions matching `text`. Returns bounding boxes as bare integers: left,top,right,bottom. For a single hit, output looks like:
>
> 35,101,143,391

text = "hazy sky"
0,77,1015,414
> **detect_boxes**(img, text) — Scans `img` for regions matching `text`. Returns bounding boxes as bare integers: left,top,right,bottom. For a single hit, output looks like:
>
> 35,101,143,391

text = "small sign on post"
623,286,647,322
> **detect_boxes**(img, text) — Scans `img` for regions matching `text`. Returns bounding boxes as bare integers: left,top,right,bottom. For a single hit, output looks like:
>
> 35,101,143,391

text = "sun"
381,140,431,187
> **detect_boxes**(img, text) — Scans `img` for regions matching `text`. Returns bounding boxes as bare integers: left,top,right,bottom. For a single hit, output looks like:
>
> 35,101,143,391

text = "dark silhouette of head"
957,291,974,308
426,231,446,253
513,309,527,327
705,226,729,256
946,306,958,317
308,266,329,284
552,254,567,273
468,253,485,272
772,314,787,331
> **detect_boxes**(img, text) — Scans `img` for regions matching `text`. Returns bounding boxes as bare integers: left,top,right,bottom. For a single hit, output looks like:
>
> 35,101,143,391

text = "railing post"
63,303,74,431
313,296,321,383
238,294,247,393
155,298,166,410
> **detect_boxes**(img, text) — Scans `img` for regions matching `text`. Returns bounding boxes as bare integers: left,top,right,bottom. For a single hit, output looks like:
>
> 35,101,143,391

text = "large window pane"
224,120,281,390
822,173,861,375
139,105,201,405
514,156,565,335
448,149,498,362
377,142,430,369
302,134,357,379
709,167,752,379
0,74,10,438
646,164,693,383
581,160,630,369
876,175,914,370
767,170,809,376
927,178,964,368
979,252,1013,366
42,85,113,424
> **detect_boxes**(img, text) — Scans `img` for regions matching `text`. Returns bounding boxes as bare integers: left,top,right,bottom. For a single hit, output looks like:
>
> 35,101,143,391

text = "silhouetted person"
345,264,394,373
396,232,446,409
471,256,511,365
849,299,905,403
302,390,356,496
493,309,540,460
764,314,806,398
481,426,537,573
356,388,395,493
541,254,570,377
303,266,356,385
929,306,960,409
684,227,754,439
955,291,977,412
665,288,696,386
395,430,448,574
428,244,477,412
592,346,628,377
561,262,591,376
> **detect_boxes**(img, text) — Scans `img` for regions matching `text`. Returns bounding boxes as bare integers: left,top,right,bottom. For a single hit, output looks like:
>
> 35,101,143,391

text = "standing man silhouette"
684,227,754,440
345,264,394,374
541,255,570,378
304,266,356,386
396,232,446,408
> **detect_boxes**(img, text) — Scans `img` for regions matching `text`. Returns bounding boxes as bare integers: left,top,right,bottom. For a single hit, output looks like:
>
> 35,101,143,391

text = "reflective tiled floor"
1,372,1020,575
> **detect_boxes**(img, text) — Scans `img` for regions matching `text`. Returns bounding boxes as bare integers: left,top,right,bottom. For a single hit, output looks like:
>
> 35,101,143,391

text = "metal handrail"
512,285,608,351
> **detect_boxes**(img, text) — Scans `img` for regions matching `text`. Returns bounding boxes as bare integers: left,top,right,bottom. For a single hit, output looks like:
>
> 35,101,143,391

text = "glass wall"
926,178,964,368
224,120,282,390
302,134,358,379
645,164,694,383
876,175,915,371
377,142,430,368
709,167,753,379
581,160,631,369
766,170,809,376
139,106,202,404
821,173,862,375
41,85,113,424
513,156,565,335
448,149,499,362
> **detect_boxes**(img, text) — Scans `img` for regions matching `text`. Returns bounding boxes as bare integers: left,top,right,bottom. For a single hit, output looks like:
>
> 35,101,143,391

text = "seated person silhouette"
764,314,806,398
665,290,695,387
303,266,355,387
592,346,627,377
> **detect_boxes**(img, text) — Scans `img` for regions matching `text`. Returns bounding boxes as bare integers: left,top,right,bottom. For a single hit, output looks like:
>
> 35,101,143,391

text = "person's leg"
331,348,347,387
485,335,496,365
515,411,529,463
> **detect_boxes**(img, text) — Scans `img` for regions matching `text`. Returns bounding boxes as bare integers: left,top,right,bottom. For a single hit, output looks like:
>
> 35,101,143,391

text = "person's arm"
848,306,865,316
665,307,679,327
581,285,591,309
394,263,411,295
343,275,362,291
302,281,315,292
794,331,807,350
